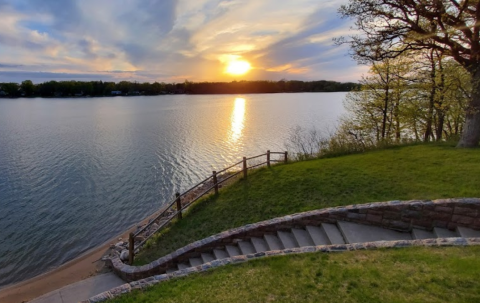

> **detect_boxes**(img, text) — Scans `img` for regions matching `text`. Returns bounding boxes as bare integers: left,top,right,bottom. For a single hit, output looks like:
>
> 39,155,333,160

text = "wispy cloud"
0,0,365,83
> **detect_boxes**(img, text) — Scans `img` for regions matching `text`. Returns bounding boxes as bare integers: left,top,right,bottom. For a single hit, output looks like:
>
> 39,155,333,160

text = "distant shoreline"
0,91,351,100
0,79,359,98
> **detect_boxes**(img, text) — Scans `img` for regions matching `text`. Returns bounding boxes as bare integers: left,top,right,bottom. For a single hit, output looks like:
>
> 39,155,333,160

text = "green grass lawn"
113,246,480,303
134,143,480,264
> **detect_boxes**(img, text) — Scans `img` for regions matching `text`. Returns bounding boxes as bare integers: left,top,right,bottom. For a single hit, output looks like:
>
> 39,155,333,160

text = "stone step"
277,231,299,249
305,225,331,245
264,234,284,250
291,228,315,247
238,241,256,255
433,227,458,238
337,221,412,244
457,226,480,238
225,245,241,257
189,257,203,267
322,223,345,244
213,249,229,260
201,253,215,263
412,228,436,240
166,268,176,274
177,263,189,270
251,237,269,252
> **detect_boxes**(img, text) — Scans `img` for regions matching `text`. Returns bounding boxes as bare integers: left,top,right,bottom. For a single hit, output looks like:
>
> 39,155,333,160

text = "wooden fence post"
243,157,247,179
175,192,182,220
284,151,288,164
267,150,271,168
128,232,134,265
212,171,219,195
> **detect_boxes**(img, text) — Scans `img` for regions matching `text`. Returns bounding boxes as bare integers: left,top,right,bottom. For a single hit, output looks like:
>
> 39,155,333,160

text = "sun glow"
225,60,251,75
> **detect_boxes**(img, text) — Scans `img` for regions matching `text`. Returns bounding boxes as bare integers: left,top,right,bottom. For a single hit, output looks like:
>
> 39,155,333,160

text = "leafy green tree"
339,0,480,147
344,55,413,143
103,82,116,95
439,60,471,140
20,80,34,96
340,50,471,145
0,83,20,97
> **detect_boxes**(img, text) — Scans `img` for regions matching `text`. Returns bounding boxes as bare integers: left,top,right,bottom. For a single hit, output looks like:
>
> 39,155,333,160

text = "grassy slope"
135,143,480,264
113,246,480,303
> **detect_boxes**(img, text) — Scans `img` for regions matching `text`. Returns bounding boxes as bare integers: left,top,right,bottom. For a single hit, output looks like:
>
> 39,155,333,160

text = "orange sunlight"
225,60,251,76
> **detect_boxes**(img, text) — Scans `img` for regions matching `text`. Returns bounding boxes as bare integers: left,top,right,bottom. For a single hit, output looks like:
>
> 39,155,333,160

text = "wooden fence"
128,150,288,264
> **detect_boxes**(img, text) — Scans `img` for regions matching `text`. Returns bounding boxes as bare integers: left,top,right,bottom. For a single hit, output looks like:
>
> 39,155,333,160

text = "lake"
0,92,347,287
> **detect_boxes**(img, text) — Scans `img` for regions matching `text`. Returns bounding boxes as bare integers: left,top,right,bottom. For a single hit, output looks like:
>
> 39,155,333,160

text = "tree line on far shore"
0,79,360,98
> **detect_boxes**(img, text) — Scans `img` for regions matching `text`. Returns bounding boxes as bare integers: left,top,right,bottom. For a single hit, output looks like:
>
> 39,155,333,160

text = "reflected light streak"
230,97,245,143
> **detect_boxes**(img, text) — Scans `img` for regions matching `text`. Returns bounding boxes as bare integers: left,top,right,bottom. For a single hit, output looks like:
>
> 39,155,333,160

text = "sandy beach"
0,243,109,303
0,197,178,303
0,212,156,303
0,172,227,303
0,227,132,303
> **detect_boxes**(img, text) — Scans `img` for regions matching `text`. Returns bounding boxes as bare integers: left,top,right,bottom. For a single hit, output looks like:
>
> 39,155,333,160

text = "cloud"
28,0,81,32
0,0,361,83
0,63,24,68
0,71,107,83
238,4,358,80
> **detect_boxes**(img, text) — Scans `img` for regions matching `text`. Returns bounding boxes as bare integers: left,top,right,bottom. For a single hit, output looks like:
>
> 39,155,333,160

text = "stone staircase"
94,199,480,302
110,198,480,282
165,220,480,274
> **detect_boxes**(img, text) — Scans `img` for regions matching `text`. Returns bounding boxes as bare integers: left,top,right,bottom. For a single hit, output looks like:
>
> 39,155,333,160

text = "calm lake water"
0,92,346,287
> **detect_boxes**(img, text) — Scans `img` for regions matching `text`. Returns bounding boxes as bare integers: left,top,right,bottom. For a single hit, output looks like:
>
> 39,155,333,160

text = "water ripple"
0,93,346,287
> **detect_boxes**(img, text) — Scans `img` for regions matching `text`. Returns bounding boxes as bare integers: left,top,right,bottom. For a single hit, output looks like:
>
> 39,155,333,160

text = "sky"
0,0,368,84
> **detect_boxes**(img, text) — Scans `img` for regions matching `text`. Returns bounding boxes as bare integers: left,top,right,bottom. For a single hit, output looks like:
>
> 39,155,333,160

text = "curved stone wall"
109,198,480,281
90,237,480,303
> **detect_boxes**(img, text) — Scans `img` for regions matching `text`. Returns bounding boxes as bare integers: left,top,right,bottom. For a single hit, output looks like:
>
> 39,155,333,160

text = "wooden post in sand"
212,171,219,195
243,157,247,179
175,192,182,220
267,150,271,168
128,233,134,265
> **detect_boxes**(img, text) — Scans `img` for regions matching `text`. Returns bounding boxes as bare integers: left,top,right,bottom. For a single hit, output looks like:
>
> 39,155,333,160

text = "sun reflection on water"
230,97,245,143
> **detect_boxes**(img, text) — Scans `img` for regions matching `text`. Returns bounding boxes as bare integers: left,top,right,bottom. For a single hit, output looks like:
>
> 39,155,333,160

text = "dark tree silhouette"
0,80,360,97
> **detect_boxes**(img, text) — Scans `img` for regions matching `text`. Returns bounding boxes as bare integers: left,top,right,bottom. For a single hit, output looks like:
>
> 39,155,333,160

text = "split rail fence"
128,150,288,264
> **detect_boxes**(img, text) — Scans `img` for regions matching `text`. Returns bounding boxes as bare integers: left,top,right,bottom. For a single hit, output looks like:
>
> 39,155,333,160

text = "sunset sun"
225,60,251,75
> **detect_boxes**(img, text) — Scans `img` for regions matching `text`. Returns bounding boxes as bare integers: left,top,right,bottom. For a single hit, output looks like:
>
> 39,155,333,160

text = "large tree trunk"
424,52,436,142
435,58,445,142
381,71,390,140
457,68,480,147
436,113,445,141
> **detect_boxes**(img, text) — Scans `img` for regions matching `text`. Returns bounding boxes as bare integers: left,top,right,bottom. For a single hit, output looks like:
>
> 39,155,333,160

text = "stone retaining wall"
109,198,480,281
91,237,480,303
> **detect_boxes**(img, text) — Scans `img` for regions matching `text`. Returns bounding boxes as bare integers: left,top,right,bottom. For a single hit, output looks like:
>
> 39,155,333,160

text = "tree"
406,53,470,142
341,50,470,144
344,55,413,142
339,0,480,147
439,59,471,140
20,80,34,96
0,83,20,97
103,82,116,95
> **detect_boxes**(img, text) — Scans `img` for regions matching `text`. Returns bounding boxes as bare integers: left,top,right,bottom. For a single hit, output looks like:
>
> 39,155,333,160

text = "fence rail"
127,150,288,264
